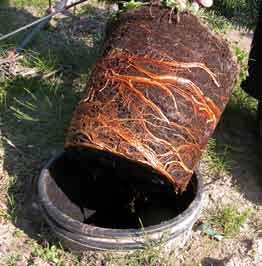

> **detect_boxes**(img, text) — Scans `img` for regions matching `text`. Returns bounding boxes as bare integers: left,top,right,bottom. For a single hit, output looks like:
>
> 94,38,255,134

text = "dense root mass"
66,7,237,191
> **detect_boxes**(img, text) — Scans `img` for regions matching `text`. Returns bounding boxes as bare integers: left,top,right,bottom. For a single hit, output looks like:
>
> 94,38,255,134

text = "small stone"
33,257,50,266
253,238,262,258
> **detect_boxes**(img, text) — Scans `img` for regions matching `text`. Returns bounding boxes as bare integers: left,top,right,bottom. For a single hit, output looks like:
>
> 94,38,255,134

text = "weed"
209,206,251,237
6,193,17,222
11,0,48,14
0,174,18,222
0,208,10,220
72,230,177,265
102,232,177,266
234,46,248,87
30,242,65,265
22,49,58,74
76,3,101,17
120,0,146,10
5,254,21,266
204,138,234,175
199,9,232,34
230,47,257,111
0,84,8,109
212,0,258,29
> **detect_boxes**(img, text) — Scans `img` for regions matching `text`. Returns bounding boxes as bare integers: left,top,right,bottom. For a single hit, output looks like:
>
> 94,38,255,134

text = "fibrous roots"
66,50,220,191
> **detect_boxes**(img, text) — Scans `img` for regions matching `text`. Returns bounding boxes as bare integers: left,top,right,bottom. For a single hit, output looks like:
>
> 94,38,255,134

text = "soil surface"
0,2,261,266
226,29,253,51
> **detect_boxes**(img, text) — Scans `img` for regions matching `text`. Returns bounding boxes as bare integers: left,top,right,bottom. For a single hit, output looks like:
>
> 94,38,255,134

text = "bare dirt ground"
0,3,261,266
226,29,253,51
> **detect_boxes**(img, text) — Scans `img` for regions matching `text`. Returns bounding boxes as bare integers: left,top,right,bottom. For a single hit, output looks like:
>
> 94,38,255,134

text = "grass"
196,0,259,34
5,254,21,266
108,248,175,266
0,0,261,265
79,234,178,266
0,208,10,221
120,0,147,10
204,138,234,175
212,0,258,30
24,234,176,266
10,0,50,14
30,242,65,265
0,2,105,265
209,206,251,237
230,46,257,111
198,8,233,34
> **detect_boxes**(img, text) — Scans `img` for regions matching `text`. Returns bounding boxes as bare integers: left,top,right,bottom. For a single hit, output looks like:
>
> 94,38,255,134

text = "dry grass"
0,1,261,265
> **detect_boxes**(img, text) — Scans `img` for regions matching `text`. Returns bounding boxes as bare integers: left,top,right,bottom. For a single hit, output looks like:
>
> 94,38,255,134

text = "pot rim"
37,151,203,238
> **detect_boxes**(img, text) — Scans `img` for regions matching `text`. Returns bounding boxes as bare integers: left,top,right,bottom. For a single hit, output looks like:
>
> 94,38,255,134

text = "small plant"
105,232,176,266
0,87,7,108
209,206,251,237
5,254,20,266
231,46,257,111
120,0,147,10
234,46,248,85
204,138,234,175
31,242,64,265
6,193,17,222
0,208,10,220
198,9,232,34
164,0,185,10
22,49,58,75
212,0,258,29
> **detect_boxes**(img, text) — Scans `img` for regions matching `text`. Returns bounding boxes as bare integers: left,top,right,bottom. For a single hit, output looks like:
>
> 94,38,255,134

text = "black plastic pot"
37,150,203,252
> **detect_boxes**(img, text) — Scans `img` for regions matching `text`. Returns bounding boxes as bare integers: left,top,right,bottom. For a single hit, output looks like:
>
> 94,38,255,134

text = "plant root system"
66,7,237,191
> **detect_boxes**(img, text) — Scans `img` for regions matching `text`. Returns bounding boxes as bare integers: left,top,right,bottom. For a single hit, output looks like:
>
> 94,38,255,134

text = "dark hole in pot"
46,148,197,229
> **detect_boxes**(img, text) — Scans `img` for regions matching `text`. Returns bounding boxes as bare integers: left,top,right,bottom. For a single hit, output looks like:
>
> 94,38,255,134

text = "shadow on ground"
0,2,110,246
211,91,262,204
201,256,228,266
212,1,258,30
0,2,107,77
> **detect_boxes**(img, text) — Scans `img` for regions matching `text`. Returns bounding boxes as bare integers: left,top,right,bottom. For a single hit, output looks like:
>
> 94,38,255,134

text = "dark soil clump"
66,6,237,190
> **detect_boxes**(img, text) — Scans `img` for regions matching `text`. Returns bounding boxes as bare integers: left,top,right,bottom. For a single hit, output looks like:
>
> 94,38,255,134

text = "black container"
37,150,203,252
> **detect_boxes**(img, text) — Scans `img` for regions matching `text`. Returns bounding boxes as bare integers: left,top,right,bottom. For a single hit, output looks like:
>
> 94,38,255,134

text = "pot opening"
46,148,197,229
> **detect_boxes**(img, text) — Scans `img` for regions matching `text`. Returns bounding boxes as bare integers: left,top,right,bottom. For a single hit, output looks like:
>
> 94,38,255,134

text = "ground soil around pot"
0,2,261,265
